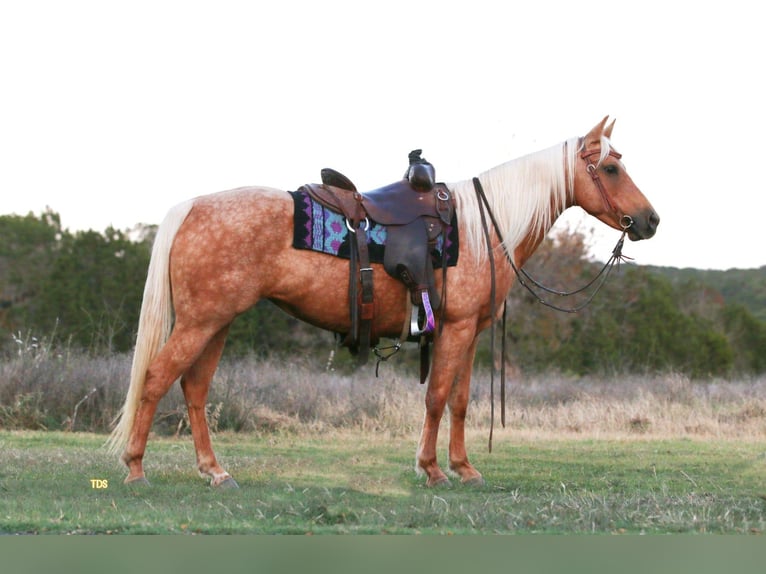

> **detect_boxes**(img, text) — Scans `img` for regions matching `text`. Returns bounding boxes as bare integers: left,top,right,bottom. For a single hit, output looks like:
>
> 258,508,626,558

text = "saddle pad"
289,190,459,267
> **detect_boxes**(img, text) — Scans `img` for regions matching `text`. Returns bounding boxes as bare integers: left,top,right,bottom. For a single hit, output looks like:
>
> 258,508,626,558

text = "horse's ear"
584,116,610,148
604,118,616,139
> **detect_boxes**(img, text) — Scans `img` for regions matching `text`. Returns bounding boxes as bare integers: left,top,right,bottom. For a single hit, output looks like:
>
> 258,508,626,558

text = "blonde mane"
450,136,614,264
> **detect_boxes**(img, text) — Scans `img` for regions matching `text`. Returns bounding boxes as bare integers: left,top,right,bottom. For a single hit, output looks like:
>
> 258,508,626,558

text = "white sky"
1,1,763,270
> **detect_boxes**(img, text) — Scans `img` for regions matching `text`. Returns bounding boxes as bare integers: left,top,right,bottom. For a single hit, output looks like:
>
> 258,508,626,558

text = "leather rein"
472,144,634,451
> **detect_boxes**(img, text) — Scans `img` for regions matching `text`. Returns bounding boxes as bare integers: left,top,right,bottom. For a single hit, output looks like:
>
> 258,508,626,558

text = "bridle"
578,142,634,230
472,141,634,450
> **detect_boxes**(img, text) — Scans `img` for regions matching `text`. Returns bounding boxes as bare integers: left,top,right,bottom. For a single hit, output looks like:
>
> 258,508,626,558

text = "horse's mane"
450,136,614,264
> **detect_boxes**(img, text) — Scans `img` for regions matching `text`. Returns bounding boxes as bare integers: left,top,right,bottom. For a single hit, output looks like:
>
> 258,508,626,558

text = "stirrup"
409,291,435,337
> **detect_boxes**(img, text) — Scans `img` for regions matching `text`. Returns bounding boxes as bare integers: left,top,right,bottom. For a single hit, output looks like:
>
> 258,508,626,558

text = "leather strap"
356,225,374,365
473,177,501,453
580,148,623,215
348,225,360,353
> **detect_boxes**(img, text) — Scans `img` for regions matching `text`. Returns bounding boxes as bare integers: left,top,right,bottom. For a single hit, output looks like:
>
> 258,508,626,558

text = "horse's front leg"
446,336,485,485
416,321,477,487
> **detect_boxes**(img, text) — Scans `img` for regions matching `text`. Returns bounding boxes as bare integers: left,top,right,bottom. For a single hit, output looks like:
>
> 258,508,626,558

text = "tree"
2,211,764,378
33,227,152,352
0,209,63,338
721,303,766,373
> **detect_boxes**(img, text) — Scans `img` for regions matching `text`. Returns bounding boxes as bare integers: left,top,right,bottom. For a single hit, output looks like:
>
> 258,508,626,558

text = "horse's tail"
106,199,195,456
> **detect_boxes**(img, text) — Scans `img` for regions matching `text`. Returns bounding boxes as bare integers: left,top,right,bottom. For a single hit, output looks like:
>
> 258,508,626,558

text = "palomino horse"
108,117,659,487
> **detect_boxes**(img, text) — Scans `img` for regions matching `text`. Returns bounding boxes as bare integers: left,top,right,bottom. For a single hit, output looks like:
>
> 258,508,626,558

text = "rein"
506,224,632,314
472,167,633,451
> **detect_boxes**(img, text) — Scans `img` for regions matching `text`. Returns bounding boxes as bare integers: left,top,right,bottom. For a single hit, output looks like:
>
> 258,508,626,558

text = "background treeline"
2,209,766,378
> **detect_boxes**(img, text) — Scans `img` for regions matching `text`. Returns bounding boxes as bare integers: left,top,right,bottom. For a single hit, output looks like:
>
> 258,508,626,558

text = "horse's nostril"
649,211,660,228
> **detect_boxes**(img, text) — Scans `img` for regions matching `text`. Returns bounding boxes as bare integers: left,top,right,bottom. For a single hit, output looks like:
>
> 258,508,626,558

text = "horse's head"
572,117,659,241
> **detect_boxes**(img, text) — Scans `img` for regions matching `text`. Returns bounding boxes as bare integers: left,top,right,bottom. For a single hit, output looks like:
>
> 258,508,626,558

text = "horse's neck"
511,206,565,268
454,149,571,270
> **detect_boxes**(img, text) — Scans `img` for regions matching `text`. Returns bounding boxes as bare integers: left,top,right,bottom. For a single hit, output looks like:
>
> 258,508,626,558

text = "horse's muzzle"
627,209,660,241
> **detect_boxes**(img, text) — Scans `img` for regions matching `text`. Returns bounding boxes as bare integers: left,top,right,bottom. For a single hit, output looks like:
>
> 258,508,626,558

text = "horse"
107,117,659,488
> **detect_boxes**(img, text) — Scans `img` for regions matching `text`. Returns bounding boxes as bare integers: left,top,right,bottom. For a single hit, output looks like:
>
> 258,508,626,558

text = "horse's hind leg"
121,324,220,484
180,324,237,487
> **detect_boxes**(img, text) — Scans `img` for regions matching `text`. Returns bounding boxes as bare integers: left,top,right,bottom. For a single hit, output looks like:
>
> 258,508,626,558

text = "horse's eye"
603,164,619,176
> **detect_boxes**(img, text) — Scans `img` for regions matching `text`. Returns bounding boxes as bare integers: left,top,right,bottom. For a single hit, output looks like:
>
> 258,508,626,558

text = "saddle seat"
310,168,453,226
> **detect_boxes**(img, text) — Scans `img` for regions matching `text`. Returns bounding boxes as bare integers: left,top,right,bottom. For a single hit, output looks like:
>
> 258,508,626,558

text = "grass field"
3,354,766,534
2,428,765,535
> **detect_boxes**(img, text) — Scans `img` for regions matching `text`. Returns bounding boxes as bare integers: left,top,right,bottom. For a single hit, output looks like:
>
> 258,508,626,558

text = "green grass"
2,429,766,535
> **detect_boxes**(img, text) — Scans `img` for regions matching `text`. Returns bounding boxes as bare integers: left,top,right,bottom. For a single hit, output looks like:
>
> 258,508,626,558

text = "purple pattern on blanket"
289,190,458,266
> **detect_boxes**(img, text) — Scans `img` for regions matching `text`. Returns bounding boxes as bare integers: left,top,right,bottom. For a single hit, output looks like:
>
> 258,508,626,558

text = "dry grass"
493,372,766,440
2,343,766,440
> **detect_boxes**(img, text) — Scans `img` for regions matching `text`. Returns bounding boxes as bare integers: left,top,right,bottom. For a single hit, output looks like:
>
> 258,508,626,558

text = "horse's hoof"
125,476,151,487
214,477,239,489
462,476,486,487
426,476,452,488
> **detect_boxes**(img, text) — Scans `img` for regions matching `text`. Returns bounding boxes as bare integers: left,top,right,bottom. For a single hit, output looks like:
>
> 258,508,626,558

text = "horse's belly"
268,256,410,339
269,262,408,337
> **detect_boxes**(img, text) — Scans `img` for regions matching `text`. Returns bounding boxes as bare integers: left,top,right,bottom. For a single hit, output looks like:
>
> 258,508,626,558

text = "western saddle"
299,150,455,382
